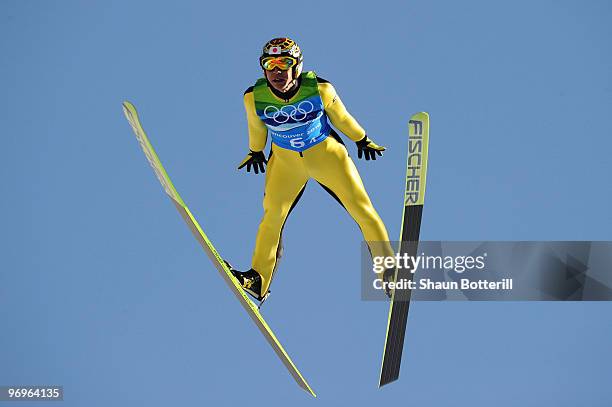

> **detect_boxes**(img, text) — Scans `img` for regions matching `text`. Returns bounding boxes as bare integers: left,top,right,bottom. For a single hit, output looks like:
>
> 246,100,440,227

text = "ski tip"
410,111,429,121
122,100,136,114
122,101,141,125
123,100,142,115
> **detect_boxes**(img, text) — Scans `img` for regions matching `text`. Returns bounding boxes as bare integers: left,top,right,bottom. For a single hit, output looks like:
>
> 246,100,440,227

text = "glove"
238,150,267,174
356,135,386,160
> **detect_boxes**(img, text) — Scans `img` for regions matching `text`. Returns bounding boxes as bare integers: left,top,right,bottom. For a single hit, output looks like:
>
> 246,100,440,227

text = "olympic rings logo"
263,101,315,124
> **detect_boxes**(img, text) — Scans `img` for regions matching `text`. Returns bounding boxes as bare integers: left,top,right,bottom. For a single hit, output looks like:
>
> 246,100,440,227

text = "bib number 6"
289,138,305,149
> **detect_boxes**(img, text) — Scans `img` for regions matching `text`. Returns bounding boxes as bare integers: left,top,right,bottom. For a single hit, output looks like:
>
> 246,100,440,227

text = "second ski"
379,112,430,387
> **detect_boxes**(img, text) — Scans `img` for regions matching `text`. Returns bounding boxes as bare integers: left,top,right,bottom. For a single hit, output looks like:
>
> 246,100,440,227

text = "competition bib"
252,72,331,152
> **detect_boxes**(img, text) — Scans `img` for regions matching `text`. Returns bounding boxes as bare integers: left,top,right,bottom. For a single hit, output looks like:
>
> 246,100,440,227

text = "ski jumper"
244,71,395,294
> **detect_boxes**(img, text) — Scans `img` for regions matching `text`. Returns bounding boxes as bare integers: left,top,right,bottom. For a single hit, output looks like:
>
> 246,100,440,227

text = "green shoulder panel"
253,71,320,111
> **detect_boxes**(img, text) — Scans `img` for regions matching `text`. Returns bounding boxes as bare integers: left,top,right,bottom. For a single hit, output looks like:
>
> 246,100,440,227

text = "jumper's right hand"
238,150,267,174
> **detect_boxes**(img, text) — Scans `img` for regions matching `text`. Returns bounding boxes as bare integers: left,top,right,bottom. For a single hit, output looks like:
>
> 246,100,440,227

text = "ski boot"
224,261,270,306
382,267,397,299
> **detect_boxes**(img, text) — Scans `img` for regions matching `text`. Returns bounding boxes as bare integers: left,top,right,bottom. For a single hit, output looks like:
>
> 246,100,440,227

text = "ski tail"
379,112,430,387
122,101,315,397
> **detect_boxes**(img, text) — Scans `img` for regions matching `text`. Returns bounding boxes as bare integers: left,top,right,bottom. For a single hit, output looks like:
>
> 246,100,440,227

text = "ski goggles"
260,56,298,71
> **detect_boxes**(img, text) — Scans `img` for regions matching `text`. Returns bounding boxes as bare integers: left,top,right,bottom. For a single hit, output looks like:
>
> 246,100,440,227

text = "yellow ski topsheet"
122,101,315,397
404,112,429,206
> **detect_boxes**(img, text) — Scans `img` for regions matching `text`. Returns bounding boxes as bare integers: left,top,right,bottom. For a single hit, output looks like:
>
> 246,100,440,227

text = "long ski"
122,101,316,397
379,112,430,387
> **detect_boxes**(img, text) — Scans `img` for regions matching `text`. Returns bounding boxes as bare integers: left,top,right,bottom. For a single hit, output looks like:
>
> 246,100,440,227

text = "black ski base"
380,204,423,387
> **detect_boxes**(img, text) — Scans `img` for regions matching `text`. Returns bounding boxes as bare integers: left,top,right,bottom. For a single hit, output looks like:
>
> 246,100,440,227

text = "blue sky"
1,0,611,405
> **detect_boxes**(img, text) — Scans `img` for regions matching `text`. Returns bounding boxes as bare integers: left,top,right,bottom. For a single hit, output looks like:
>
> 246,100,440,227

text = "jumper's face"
265,67,295,93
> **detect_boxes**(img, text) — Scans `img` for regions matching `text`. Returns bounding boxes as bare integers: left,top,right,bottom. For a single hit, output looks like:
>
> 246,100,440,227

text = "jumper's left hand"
356,136,386,160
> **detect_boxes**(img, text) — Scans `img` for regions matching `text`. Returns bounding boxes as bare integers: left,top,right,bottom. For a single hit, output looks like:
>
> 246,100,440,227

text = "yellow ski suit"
243,73,394,294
